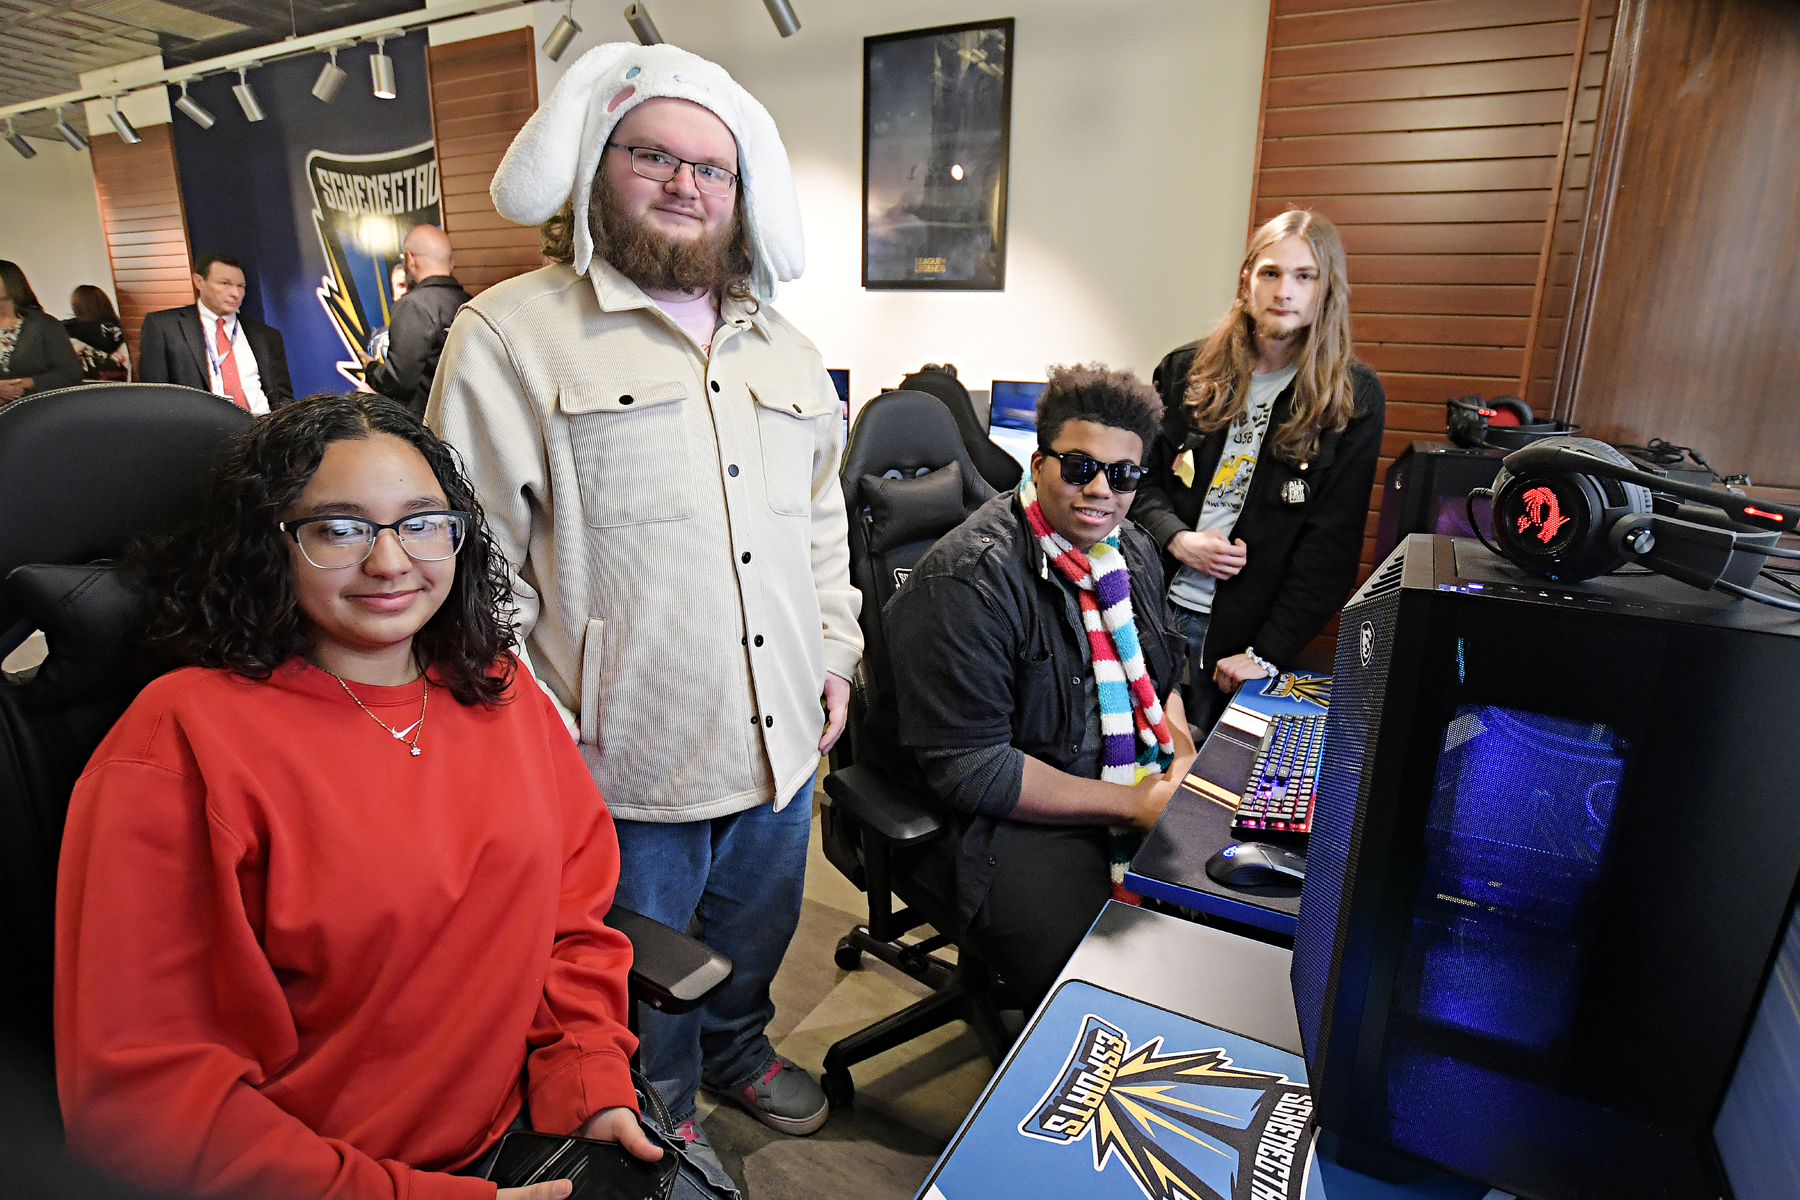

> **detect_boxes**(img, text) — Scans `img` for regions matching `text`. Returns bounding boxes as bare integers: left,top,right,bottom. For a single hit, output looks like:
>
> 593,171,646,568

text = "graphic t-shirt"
1167,363,1298,614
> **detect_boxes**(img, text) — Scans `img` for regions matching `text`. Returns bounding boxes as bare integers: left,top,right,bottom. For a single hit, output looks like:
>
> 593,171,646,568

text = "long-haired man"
1133,209,1386,727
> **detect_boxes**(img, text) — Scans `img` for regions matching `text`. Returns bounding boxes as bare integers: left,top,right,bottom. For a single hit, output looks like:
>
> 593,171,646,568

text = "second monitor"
987,379,1045,472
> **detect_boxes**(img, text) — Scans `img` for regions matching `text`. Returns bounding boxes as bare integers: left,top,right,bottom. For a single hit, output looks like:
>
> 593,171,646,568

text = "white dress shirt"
196,300,269,415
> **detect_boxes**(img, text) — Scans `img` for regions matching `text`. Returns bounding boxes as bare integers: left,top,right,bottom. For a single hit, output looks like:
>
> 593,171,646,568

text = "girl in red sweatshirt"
55,394,661,1200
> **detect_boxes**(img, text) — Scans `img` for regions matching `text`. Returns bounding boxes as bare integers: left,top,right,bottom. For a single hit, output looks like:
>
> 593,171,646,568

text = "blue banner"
170,31,438,398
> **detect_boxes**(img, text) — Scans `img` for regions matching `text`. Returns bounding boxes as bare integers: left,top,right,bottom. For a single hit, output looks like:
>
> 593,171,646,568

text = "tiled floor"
690,798,997,1199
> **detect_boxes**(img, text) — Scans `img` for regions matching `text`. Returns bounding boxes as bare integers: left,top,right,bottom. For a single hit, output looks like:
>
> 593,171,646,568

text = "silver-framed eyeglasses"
280,511,470,569
606,142,739,197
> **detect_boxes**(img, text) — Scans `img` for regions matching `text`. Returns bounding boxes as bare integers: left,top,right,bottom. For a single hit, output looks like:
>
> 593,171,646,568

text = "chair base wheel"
834,938,864,971
823,1068,855,1111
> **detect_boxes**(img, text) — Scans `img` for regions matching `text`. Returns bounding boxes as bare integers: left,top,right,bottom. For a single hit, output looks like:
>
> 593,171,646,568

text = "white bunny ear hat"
490,42,804,299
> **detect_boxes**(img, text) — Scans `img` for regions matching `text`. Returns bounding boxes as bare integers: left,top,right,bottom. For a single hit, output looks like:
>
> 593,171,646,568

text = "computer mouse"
1205,841,1306,888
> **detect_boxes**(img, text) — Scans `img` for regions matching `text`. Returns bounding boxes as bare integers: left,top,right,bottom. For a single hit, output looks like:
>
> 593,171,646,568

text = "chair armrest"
604,904,732,1015
822,765,944,847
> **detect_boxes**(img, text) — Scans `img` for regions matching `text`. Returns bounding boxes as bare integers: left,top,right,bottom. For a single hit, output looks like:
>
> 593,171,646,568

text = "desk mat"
919,979,1502,1200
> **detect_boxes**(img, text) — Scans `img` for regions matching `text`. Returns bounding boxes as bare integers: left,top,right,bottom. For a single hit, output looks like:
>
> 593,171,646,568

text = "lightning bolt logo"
1020,1015,1315,1200
1262,673,1331,709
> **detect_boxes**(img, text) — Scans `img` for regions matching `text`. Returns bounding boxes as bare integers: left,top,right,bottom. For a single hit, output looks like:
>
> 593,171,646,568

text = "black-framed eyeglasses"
1038,448,1145,493
279,511,470,569
606,142,740,197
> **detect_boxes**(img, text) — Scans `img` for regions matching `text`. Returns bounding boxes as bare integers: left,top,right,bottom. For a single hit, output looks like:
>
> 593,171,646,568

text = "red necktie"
215,317,249,410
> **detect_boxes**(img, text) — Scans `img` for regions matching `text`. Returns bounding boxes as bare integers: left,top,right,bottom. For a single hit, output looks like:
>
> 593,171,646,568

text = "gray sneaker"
719,1055,829,1135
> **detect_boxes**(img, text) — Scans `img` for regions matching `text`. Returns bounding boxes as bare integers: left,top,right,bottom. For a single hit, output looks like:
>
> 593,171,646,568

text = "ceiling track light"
5,118,35,159
622,3,660,46
544,3,583,60
763,0,800,38
107,95,141,143
370,36,396,99
313,46,348,103
233,67,265,121
174,79,215,129
53,107,88,150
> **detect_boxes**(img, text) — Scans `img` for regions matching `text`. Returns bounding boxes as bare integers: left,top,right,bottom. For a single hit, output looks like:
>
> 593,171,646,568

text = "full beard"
596,184,749,296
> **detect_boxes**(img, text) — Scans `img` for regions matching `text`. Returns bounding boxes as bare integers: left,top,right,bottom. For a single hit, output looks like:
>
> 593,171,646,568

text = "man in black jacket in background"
364,225,469,419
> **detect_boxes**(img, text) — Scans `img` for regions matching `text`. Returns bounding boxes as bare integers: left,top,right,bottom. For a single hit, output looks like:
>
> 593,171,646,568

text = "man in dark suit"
362,225,469,419
139,252,293,412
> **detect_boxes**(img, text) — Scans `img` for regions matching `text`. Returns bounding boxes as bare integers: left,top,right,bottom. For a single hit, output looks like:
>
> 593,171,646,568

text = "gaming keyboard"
1231,711,1326,840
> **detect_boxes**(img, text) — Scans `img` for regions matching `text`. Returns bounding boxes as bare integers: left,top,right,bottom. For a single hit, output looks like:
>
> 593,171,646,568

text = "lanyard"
203,312,239,380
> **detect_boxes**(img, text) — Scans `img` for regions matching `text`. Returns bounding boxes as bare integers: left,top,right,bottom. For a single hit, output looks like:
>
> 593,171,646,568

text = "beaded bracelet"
1244,647,1277,677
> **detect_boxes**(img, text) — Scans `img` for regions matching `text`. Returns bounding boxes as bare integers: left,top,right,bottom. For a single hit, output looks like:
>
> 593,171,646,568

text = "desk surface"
920,904,1509,1200
1124,673,1331,936
1055,900,1302,1054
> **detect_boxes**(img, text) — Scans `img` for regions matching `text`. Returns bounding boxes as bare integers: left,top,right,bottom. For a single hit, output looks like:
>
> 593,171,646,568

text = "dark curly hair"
133,393,517,707
1035,363,1165,456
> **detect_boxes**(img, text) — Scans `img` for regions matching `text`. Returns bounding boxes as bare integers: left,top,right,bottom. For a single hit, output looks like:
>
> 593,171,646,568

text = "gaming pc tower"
1292,534,1800,1200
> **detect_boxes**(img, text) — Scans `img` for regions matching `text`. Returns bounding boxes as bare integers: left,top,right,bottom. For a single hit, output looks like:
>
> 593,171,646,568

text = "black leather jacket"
869,492,1185,928
1132,343,1386,722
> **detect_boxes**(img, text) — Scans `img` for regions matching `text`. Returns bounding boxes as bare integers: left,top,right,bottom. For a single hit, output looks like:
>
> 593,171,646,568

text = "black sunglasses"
1038,448,1145,493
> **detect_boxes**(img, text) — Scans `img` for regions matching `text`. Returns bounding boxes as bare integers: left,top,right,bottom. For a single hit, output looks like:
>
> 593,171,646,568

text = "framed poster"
863,18,1015,290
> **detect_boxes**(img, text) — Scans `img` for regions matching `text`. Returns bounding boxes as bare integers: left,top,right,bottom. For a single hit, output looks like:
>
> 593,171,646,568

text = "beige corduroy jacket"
428,261,862,821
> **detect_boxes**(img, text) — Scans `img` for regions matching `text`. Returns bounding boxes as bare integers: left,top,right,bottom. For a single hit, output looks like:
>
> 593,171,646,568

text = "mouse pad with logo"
919,980,1504,1200
920,980,1314,1200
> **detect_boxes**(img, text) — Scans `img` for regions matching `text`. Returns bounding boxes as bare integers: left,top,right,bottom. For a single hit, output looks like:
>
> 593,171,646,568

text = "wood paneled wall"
1553,0,1800,491
1252,0,1617,584
427,28,540,296
88,124,194,362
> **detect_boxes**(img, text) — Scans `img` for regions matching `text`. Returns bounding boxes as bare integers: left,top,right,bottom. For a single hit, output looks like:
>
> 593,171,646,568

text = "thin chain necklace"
324,668,428,757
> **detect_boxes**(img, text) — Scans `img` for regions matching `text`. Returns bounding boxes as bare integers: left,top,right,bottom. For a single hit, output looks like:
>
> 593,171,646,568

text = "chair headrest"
0,384,251,630
841,390,996,514
862,461,969,553
4,563,155,710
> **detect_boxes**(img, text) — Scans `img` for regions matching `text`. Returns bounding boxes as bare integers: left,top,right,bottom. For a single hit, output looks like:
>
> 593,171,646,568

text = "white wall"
2,0,1271,372
442,0,1270,405
0,140,114,320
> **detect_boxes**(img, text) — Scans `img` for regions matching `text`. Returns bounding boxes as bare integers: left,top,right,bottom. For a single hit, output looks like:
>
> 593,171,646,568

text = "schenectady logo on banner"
306,141,441,387
1019,1014,1313,1200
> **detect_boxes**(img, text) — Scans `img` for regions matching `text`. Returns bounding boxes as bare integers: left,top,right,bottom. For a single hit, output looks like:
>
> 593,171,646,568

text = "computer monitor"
987,379,1044,473
987,379,1043,432
1292,534,1800,1200
1371,441,1504,566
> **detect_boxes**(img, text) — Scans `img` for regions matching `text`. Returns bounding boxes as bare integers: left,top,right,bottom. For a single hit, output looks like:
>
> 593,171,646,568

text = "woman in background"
64,285,129,382
0,260,82,402
56,393,660,1200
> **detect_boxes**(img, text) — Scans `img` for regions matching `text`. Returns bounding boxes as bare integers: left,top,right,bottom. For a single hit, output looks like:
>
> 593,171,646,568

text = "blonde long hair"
1184,210,1358,466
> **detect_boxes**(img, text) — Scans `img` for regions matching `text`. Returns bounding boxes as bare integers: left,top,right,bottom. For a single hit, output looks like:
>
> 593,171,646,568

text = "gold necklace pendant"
326,669,428,757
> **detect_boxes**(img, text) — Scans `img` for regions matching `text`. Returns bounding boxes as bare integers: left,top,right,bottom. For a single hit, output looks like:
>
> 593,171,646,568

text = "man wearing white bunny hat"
429,43,860,1156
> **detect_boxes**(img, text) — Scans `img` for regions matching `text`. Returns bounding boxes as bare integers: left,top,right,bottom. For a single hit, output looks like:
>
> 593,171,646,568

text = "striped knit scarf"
1020,476,1174,889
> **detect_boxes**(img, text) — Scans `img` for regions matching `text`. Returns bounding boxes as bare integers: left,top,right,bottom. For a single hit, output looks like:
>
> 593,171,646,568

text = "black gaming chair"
899,364,1025,494
818,389,1011,1110
0,383,726,1102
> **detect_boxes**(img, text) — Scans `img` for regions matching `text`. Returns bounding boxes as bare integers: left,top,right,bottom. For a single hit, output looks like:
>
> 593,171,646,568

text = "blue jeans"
1168,604,1210,728
611,775,815,1121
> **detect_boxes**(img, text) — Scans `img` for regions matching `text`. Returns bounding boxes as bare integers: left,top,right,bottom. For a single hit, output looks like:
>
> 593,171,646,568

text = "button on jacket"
429,261,862,821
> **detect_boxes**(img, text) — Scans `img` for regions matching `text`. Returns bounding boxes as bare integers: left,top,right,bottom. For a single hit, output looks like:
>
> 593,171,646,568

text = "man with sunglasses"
868,365,1196,1016
430,45,860,1163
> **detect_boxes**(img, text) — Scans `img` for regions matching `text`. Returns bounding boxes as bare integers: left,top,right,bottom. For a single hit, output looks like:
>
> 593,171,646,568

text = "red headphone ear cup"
1488,396,1534,427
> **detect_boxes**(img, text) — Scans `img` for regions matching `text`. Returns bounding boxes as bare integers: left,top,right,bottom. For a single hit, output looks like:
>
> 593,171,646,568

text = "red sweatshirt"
55,657,638,1200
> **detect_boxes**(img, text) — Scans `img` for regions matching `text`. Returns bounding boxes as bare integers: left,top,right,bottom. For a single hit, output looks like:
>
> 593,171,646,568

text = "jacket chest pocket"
749,382,833,517
560,379,696,528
